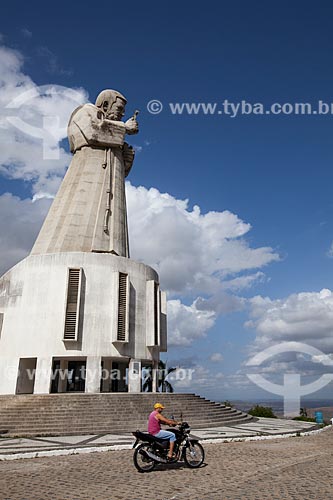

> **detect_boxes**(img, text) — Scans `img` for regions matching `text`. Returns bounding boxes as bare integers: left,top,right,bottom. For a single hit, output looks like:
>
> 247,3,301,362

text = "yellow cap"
154,403,165,409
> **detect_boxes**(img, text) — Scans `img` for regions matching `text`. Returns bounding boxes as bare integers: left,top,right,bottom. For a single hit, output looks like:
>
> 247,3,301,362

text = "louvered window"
117,272,129,341
63,268,82,341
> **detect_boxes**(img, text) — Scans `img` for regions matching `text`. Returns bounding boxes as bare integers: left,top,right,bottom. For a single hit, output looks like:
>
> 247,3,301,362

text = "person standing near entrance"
148,403,180,460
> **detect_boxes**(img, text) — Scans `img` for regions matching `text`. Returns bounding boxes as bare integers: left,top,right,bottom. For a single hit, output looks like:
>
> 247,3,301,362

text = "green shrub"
248,405,277,418
293,416,316,422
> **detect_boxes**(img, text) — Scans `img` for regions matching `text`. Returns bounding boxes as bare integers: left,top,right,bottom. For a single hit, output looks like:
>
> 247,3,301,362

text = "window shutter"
112,272,129,343
117,272,128,341
63,268,82,341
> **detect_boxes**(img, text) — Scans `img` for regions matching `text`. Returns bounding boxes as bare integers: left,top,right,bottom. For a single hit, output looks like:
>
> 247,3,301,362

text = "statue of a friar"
31,89,139,257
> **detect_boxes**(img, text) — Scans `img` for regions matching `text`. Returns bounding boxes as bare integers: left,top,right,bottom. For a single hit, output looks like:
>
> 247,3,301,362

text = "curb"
0,443,134,461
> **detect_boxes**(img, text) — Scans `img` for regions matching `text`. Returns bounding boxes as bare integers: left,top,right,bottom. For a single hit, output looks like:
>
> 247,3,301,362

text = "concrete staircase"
0,393,253,437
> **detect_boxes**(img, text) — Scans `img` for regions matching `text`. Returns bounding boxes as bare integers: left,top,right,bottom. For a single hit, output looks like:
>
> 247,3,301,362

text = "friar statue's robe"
31,104,133,257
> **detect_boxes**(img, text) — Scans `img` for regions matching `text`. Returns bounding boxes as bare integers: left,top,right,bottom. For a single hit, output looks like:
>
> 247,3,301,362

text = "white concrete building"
0,89,167,395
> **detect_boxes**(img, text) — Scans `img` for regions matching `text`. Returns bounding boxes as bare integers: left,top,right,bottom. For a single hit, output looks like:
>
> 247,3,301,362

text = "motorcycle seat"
134,430,169,444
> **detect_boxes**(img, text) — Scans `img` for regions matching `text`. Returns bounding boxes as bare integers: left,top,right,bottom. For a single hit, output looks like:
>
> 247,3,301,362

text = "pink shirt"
148,410,161,435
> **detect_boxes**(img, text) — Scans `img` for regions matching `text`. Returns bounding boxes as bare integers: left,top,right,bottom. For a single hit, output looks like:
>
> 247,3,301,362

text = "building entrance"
66,361,86,392
15,358,37,394
50,359,86,393
100,358,128,392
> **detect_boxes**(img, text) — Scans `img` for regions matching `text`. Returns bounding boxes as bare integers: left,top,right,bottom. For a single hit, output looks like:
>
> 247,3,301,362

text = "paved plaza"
0,418,317,459
0,423,331,500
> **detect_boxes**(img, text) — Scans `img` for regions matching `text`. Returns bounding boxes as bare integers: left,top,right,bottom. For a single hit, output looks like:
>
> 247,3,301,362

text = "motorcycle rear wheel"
183,442,205,468
133,443,156,473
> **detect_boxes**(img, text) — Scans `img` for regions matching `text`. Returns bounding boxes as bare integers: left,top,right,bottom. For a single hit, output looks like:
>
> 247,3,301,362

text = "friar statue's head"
95,89,127,121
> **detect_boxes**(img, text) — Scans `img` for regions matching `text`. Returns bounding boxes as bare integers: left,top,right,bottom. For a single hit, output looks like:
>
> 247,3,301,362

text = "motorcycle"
132,421,205,472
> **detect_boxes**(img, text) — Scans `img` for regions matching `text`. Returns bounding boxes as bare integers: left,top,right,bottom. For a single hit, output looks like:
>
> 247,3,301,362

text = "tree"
142,366,153,392
248,405,277,418
300,407,308,417
142,361,177,392
158,360,177,393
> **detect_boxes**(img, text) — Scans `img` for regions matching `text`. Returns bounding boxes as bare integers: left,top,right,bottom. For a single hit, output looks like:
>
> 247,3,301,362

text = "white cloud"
243,289,333,379
222,271,267,291
36,46,72,76
0,44,87,196
126,183,280,346
209,353,224,363
167,299,216,346
126,183,279,297
21,28,32,38
0,193,52,275
246,289,333,347
327,242,333,258
170,364,216,391
312,354,333,366
32,191,55,202
168,363,254,399
195,292,245,315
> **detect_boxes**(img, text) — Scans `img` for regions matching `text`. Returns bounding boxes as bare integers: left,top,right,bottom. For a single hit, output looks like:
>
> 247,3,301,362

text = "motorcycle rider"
148,403,181,460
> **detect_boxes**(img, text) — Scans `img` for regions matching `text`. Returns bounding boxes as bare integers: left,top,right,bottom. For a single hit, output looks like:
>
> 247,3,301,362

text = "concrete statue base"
0,252,166,395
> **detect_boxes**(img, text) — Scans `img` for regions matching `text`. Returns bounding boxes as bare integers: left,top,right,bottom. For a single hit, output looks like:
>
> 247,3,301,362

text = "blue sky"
1,0,333,402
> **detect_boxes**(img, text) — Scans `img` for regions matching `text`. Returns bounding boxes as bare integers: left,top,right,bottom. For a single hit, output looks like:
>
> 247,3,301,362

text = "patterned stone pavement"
0,426,331,500
0,418,317,459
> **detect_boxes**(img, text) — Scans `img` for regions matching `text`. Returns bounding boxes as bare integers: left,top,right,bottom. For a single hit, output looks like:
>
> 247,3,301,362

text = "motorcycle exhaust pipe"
140,449,167,464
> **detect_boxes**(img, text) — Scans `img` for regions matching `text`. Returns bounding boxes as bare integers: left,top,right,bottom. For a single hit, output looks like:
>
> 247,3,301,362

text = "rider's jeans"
153,430,176,442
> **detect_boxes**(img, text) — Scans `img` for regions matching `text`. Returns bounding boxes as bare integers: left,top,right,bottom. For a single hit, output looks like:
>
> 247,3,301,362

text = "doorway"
67,361,86,392
15,358,37,394
100,358,128,392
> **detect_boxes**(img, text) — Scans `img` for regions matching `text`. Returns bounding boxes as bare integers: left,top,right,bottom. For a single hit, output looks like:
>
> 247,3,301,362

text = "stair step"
0,393,252,437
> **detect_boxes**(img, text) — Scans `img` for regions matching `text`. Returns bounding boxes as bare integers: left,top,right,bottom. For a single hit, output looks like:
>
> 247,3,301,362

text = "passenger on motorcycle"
148,403,181,460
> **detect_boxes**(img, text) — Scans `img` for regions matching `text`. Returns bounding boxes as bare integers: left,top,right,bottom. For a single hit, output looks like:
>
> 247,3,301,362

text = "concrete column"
0,357,19,394
58,359,68,393
85,356,102,393
128,359,141,393
101,358,112,392
34,357,53,394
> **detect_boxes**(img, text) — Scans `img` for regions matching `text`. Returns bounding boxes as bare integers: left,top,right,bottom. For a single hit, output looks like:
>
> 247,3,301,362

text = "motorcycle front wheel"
183,442,205,468
133,443,156,473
